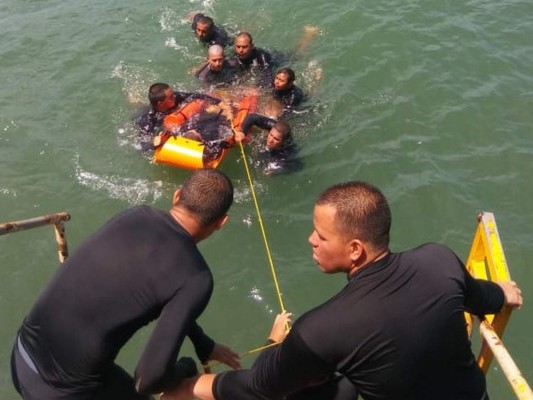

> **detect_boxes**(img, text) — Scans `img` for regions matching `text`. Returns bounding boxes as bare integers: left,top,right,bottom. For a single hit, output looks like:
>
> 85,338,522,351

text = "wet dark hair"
197,15,214,30
178,169,234,226
235,31,253,44
276,67,296,84
148,83,170,107
316,181,391,251
273,121,292,141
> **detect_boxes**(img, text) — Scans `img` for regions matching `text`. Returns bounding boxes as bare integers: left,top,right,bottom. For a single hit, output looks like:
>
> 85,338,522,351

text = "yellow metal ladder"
465,212,532,399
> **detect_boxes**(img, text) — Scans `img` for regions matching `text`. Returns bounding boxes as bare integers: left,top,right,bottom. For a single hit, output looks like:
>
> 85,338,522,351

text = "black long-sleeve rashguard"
15,206,216,398
214,243,504,400
240,114,302,175
272,85,304,113
231,48,274,88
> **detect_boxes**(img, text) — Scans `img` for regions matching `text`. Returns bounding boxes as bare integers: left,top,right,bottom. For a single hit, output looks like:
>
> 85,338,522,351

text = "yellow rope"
237,140,286,314
202,341,280,371
204,115,287,375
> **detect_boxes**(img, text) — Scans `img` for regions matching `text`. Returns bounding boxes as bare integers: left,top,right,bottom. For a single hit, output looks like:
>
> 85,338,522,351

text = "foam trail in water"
75,161,171,205
164,37,190,54
303,59,323,93
159,8,183,32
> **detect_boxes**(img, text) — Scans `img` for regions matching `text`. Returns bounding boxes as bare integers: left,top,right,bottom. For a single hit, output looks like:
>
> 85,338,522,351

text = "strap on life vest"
232,95,258,131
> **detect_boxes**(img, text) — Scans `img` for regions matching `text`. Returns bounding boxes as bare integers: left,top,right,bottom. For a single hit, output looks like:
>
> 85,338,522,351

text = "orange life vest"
233,95,258,131
225,94,258,146
163,99,208,133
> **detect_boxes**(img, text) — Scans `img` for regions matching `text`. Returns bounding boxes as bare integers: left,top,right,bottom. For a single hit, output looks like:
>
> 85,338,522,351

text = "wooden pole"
0,212,70,235
0,212,71,263
480,320,533,399
53,221,69,263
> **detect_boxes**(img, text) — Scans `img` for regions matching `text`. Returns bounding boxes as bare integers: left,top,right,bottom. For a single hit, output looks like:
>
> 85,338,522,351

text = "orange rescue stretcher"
154,94,258,170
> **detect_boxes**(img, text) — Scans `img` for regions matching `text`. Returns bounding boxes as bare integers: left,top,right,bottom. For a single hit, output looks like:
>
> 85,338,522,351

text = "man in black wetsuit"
231,32,273,88
190,13,230,47
162,181,523,400
137,82,219,151
236,113,302,175
11,169,241,400
272,67,305,114
195,45,239,88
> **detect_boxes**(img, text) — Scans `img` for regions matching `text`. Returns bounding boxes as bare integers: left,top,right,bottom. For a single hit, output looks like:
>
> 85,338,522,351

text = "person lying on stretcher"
153,102,235,161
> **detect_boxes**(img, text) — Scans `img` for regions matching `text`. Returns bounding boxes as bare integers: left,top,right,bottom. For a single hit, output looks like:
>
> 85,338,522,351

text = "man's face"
266,128,284,150
157,88,177,111
308,204,353,274
274,73,291,91
234,36,253,60
195,22,212,40
207,53,224,72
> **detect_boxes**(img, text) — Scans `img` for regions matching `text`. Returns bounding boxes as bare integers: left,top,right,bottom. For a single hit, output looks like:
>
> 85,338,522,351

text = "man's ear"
214,214,229,230
172,189,181,206
348,239,365,264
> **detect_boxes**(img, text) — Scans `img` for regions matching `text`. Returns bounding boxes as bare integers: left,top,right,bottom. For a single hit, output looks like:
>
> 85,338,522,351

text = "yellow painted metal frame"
465,212,512,372
465,212,532,399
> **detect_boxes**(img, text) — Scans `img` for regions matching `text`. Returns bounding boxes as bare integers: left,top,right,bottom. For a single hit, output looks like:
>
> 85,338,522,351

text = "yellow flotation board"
154,135,222,169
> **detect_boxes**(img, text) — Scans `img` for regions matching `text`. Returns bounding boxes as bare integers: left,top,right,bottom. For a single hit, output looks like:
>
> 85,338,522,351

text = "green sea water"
1,0,533,398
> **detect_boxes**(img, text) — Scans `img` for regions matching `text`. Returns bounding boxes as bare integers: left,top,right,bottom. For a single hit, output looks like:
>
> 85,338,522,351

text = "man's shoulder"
293,85,304,98
195,63,211,79
212,26,230,46
224,58,240,69
412,242,454,254
402,243,459,264
255,47,273,62
124,205,161,218
103,205,159,228
227,53,243,67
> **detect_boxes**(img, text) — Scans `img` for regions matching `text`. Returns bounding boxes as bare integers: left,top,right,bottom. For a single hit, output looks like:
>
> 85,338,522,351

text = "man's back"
19,206,213,392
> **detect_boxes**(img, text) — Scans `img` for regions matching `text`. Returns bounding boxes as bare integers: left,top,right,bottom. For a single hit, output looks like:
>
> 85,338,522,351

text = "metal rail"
0,212,71,263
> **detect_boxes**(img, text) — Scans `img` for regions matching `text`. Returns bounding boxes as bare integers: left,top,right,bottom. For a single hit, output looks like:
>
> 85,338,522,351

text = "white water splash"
248,286,275,314
75,163,170,205
159,7,186,32
242,214,253,227
249,286,263,302
164,37,190,53
111,61,158,105
3,120,17,132
233,179,268,204
302,59,323,92
188,0,216,13
0,187,17,197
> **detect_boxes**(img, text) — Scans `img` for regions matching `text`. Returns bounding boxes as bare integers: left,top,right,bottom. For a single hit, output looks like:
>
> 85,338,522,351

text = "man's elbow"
135,375,163,396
